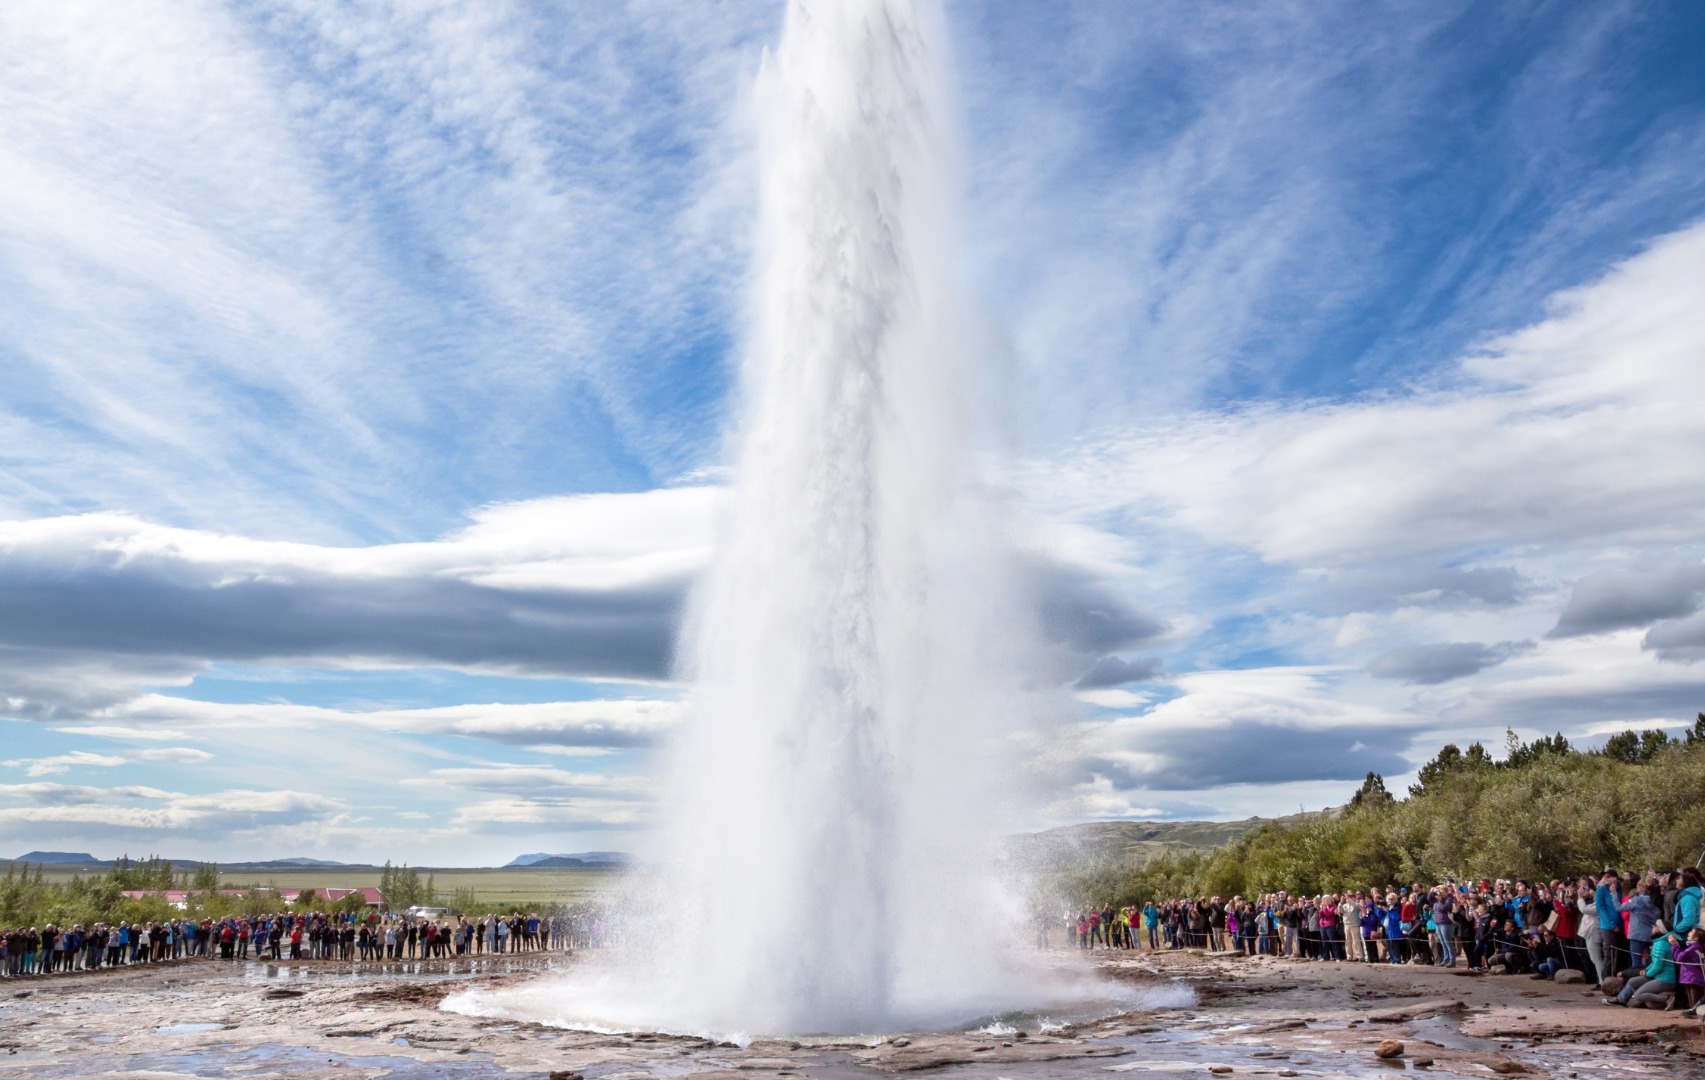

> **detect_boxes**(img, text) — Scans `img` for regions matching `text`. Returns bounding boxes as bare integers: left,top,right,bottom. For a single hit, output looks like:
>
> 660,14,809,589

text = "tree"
334,890,368,916
378,861,428,908
1503,729,1572,769
1688,713,1705,745
190,862,220,891
1408,742,1495,798
108,855,175,891
1602,728,1675,764
1349,771,1395,808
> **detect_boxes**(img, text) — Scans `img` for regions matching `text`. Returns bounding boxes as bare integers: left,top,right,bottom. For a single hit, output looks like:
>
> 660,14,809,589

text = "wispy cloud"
1028,220,1705,564
0,783,343,842
0,0,773,538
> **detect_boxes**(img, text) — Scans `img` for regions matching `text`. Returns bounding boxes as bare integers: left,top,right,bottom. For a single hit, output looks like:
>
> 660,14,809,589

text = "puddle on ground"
0,1041,534,1079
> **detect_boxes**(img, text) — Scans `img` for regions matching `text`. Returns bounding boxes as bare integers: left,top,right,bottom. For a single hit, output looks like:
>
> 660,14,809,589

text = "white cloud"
1029,220,1705,566
0,782,343,841
1072,667,1422,796
0,783,175,805
1433,632,1705,734
412,765,653,833
408,765,652,797
1074,689,1152,709
0,0,774,534
54,725,189,742
131,747,214,765
2,745,213,776
2,751,125,777
450,797,646,829
112,696,681,750
0,489,717,718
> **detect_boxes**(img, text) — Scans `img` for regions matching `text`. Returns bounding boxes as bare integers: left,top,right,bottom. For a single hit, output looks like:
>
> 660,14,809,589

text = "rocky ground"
0,947,1696,1079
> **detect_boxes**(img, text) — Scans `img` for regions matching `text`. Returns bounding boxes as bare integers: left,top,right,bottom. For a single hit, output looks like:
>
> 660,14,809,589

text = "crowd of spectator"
1,909,606,977
1062,865,1703,1017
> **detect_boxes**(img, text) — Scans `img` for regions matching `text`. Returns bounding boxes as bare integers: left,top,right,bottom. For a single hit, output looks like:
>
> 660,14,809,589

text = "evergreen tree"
1349,771,1395,808
1409,743,1462,797
1503,728,1572,769
1602,728,1676,763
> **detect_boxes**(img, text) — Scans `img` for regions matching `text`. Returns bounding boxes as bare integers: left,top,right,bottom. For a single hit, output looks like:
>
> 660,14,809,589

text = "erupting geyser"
644,0,1038,1035
452,0,1065,1036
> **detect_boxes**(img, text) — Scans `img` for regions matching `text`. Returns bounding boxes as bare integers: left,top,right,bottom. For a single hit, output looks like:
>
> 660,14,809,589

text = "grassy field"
231,866,620,907
9,863,620,909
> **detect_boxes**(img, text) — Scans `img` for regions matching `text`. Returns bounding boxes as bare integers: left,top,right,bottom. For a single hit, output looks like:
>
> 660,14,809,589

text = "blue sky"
2,0,1704,864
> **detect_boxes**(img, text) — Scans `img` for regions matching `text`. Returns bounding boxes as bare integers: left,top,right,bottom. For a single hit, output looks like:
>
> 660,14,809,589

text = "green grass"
227,867,620,908
9,864,619,909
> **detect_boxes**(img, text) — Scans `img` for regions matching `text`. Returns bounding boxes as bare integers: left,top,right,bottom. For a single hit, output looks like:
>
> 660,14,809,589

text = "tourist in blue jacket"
1673,867,1703,936
1384,899,1405,963
1594,870,1623,983
1620,879,1663,968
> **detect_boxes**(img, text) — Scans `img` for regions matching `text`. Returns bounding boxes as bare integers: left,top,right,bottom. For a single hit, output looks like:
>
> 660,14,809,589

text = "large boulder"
1553,969,1585,984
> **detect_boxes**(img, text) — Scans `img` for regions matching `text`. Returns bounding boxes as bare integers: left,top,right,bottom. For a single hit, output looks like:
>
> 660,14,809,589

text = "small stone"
889,1038,911,1047
1278,1072,1299,1078
1413,1059,1434,1068
1210,1068,1233,1075
1374,1039,1404,1059
1553,969,1584,984
1490,1063,1531,1075
1014,1032,1028,1040
549,1072,583,1080
1601,976,1625,996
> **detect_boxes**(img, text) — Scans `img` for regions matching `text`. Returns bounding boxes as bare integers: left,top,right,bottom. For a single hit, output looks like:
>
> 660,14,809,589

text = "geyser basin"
442,954,1197,1042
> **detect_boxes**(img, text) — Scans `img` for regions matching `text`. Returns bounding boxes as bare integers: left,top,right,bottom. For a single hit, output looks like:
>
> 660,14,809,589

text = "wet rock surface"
0,949,1695,1079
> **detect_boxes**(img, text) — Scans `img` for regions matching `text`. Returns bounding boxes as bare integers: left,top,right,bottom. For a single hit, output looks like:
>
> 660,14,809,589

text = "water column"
650,0,1029,1035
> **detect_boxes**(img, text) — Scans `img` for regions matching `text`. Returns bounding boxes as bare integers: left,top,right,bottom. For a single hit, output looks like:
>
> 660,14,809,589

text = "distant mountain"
3,854,357,870
507,851,630,868
12,851,101,864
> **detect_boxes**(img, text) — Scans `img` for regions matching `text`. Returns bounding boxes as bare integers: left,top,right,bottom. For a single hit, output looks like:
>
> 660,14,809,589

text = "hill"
507,851,630,868
13,851,101,864
1009,812,1331,871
